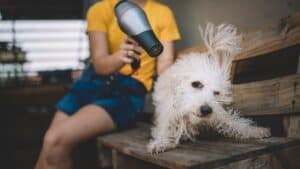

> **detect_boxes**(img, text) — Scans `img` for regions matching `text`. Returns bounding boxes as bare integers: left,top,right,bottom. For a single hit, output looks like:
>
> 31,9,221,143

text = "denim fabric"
56,64,147,128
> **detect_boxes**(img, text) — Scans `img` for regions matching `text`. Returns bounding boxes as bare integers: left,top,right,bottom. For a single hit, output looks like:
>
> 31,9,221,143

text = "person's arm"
88,32,142,75
156,41,175,75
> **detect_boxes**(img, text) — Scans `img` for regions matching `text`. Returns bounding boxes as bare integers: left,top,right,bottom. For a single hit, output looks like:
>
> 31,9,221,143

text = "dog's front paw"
256,127,271,138
147,142,167,154
147,141,174,154
247,127,271,139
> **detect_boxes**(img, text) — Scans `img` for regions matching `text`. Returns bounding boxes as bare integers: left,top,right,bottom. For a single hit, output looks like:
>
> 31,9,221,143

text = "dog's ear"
199,23,242,72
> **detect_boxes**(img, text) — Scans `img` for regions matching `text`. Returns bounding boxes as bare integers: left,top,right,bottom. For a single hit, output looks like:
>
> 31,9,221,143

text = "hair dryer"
114,0,164,70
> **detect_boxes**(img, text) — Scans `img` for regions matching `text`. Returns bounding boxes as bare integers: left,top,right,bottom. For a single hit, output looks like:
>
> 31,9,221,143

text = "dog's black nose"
200,105,212,116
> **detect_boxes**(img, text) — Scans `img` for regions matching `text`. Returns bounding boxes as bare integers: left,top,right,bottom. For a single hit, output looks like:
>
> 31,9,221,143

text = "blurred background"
1,0,299,169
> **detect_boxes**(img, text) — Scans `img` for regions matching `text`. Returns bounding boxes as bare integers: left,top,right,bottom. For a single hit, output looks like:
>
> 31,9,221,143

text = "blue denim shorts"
56,65,147,129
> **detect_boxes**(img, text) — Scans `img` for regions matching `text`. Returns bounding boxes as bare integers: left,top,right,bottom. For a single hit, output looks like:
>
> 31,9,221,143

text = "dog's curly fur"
147,23,271,154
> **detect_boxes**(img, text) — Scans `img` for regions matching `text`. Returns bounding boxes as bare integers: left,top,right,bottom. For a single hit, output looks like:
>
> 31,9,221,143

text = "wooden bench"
98,123,300,169
96,12,300,169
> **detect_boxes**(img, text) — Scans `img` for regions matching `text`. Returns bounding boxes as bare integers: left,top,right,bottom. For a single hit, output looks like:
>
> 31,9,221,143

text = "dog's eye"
191,81,203,89
214,91,220,96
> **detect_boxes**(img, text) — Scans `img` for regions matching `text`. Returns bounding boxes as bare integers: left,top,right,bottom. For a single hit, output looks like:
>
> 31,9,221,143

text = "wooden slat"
236,12,300,61
298,54,300,74
232,74,300,116
98,124,300,169
283,115,300,138
177,12,300,62
215,145,300,169
112,150,162,169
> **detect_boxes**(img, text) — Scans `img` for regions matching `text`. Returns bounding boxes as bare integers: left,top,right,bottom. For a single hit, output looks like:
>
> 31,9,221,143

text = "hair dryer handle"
131,58,141,70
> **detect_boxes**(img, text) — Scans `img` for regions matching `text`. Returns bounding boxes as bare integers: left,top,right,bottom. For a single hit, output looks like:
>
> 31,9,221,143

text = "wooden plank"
177,12,300,62
236,12,300,61
112,149,163,169
96,143,113,168
283,115,300,138
98,124,300,169
232,74,300,116
214,153,276,169
215,145,300,169
230,62,237,81
273,144,300,169
298,54,300,74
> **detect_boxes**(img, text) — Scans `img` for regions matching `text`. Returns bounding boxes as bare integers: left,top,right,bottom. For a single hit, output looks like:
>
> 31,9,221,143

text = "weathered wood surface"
108,145,300,169
283,115,300,138
177,12,300,62
236,12,300,61
232,74,300,116
215,145,300,169
112,150,163,169
98,124,300,169
298,54,300,74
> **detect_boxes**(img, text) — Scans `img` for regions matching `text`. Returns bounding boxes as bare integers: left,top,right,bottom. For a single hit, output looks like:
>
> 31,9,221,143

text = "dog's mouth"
192,105,214,118
192,112,212,118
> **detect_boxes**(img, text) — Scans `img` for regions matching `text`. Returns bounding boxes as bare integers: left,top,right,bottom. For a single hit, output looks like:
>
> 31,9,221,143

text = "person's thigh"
48,111,70,129
50,104,117,146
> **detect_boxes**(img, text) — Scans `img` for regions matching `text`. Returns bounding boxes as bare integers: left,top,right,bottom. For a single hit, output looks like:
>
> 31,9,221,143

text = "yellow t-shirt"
86,0,181,91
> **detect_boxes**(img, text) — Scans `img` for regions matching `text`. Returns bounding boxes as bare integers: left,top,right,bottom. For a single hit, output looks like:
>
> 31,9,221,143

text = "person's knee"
44,129,59,147
42,128,71,163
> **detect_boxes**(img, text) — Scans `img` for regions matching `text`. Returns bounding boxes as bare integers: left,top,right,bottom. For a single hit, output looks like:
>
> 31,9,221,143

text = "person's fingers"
121,43,142,56
119,37,142,65
126,37,138,45
120,50,140,63
134,46,143,55
120,51,134,64
127,50,134,57
120,43,135,51
121,56,133,64
128,51,140,60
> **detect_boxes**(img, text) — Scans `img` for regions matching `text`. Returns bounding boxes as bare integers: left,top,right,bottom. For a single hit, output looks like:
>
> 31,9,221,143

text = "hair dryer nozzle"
115,1,164,57
133,30,163,57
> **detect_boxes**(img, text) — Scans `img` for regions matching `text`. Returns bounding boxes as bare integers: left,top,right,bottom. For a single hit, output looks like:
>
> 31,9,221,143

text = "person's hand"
118,37,143,64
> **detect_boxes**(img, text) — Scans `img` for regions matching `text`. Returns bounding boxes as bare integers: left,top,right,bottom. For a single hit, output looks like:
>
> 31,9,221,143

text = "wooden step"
98,124,300,169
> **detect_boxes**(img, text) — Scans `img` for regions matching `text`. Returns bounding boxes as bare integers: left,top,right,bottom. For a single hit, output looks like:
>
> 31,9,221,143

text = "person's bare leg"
48,111,70,129
35,111,70,169
35,105,116,169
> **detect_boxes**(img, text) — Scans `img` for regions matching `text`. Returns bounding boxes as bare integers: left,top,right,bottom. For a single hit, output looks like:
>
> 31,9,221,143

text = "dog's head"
153,23,241,124
170,53,233,121
171,23,242,121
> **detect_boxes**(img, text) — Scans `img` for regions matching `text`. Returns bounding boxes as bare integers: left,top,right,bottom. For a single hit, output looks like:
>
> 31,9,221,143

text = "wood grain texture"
232,74,300,116
298,54,300,74
112,149,164,169
235,12,300,61
176,12,300,62
98,124,300,169
215,145,300,169
283,115,300,138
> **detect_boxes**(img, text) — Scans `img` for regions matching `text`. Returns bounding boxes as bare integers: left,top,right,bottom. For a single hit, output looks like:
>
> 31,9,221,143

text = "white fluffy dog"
147,23,271,154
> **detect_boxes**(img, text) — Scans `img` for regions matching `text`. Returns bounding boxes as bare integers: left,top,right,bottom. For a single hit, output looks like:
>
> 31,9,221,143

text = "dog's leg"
148,118,183,154
214,110,271,139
